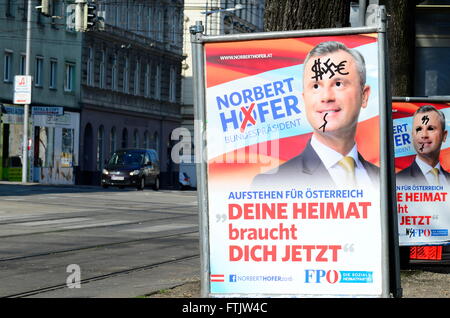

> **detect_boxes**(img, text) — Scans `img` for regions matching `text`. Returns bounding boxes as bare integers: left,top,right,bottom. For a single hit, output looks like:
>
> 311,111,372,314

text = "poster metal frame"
190,5,399,298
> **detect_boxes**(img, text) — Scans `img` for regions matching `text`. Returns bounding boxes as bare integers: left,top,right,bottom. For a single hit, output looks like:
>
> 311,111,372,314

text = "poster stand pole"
190,21,210,298
377,6,402,298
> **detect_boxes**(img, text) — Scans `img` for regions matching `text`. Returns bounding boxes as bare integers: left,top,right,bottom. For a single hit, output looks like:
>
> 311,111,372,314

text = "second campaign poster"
393,101,450,246
204,34,384,296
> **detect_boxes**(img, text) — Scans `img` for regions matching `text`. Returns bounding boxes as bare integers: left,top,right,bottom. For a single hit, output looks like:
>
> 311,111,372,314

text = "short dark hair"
303,41,367,88
414,105,446,131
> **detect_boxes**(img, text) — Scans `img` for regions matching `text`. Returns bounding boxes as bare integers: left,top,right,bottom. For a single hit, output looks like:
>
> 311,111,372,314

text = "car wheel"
137,177,145,190
152,176,160,191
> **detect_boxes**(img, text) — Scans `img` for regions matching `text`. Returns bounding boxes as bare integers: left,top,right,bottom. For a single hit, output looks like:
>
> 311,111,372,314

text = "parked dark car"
101,148,160,190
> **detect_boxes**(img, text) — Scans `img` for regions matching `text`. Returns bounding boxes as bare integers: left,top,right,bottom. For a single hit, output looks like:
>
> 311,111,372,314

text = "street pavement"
0,182,200,298
1,182,448,299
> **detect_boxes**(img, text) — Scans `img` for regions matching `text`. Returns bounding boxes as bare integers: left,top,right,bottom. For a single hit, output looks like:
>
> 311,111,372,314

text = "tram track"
0,210,187,225
0,199,197,216
0,229,198,262
0,213,196,239
3,253,200,298
0,185,200,297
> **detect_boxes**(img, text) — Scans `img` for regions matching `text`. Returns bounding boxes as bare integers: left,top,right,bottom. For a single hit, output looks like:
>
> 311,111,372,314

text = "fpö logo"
305,269,373,284
229,274,293,283
406,228,448,237
406,228,431,238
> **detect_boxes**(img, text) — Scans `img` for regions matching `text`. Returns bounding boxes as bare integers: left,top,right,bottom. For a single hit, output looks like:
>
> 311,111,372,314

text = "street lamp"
201,3,243,34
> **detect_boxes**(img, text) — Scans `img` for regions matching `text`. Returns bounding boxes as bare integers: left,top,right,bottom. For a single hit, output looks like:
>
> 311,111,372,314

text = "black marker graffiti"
318,113,328,132
420,143,425,152
422,115,429,125
311,58,349,81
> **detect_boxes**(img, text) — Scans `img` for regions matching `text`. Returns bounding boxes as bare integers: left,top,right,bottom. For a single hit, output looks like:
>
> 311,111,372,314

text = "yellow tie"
430,168,440,186
338,156,356,186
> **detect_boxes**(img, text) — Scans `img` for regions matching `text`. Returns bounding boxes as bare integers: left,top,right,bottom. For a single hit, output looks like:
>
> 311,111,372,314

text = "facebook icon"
229,274,237,282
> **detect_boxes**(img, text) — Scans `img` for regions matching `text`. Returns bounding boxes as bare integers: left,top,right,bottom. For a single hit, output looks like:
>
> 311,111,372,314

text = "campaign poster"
393,102,450,246
204,34,384,296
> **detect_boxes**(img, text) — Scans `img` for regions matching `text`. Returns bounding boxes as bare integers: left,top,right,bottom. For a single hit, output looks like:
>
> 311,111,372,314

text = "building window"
154,131,159,153
123,57,129,93
110,127,117,154
155,63,161,100
134,60,140,95
147,6,153,38
20,54,26,75
99,50,105,89
35,56,44,87
137,4,142,34
114,3,119,26
143,130,149,148
97,125,104,170
415,4,450,96
169,9,175,43
111,54,117,90
170,8,180,44
49,59,57,89
144,63,150,97
64,62,75,92
169,66,176,103
87,47,94,86
156,8,163,41
5,0,14,17
51,0,60,28
133,129,139,148
125,2,130,29
121,128,128,148
3,51,12,82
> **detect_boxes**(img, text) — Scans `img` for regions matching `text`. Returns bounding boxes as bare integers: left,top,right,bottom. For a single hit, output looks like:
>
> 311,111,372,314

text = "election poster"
393,101,450,246
203,33,387,297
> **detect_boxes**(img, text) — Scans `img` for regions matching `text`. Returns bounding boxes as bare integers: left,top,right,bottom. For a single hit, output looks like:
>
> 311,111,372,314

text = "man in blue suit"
397,105,449,186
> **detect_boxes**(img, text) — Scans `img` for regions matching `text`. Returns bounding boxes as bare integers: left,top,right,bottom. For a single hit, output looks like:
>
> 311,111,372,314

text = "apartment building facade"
0,0,185,186
0,0,82,183
79,0,184,186
180,1,265,186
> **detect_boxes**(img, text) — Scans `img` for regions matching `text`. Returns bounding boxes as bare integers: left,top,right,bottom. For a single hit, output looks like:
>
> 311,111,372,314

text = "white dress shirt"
310,135,375,188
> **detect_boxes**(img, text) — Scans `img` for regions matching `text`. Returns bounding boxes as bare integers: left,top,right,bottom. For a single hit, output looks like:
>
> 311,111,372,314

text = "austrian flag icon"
210,274,225,282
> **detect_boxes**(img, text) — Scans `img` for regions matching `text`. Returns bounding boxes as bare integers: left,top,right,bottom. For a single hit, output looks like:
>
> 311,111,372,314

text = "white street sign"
14,75,32,104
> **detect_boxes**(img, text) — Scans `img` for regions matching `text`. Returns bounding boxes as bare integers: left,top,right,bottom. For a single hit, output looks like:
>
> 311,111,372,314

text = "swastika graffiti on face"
420,143,425,152
318,112,328,132
311,58,349,81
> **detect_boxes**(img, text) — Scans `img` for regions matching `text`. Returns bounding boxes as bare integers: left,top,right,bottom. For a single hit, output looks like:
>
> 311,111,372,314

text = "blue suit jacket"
396,159,450,185
252,139,380,188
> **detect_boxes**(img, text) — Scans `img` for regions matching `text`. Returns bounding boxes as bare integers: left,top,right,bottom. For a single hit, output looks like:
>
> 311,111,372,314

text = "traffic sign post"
22,0,32,183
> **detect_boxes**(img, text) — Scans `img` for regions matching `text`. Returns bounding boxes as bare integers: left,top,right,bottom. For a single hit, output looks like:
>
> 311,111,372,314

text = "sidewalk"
149,266,450,298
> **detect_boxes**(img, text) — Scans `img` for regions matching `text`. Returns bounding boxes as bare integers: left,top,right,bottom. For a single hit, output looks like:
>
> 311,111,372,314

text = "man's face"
302,50,370,137
412,111,447,159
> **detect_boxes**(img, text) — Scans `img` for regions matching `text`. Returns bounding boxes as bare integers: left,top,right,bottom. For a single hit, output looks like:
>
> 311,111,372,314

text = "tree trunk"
264,0,351,31
380,0,416,97
264,0,415,96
